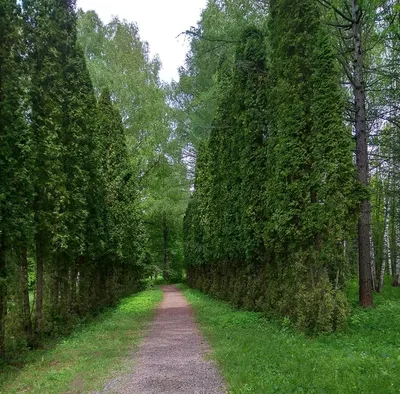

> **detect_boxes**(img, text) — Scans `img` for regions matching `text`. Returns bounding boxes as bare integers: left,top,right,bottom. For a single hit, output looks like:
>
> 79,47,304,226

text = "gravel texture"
95,285,226,394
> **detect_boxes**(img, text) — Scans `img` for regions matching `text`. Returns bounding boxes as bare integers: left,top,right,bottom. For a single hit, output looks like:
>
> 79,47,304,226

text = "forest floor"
1,281,399,393
180,279,400,393
0,289,163,394
0,285,226,394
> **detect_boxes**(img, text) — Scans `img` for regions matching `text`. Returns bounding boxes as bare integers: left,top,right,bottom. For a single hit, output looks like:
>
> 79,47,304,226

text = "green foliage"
0,0,34,355
184,3,358,332
77,11,169,176
0,0,156,358
181,284,400,393
142,157,189,282
78,8,189,287
173,0,267,152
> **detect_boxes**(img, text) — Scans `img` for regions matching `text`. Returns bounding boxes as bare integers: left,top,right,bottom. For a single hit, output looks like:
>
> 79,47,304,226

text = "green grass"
180,280,400,394
0,288,163,394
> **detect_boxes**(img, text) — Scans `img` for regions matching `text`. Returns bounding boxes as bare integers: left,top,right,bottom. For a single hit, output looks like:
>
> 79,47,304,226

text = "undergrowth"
180,278,400,394
0,288,162,394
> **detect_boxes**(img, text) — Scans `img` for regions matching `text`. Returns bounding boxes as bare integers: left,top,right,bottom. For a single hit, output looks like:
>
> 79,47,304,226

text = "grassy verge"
0,288,163,394
180,281,400,394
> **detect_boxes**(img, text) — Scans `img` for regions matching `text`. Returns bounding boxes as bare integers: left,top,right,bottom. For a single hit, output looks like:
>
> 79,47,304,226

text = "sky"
76,0,208,82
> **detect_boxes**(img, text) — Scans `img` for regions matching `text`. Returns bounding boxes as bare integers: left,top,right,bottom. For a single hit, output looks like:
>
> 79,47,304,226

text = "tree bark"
352,0,374,307
378,192,390,293
35,232,44,334
394,219,400,286
389,175,397,284
370,230,376,291
0,233,6,357
162,214,169,281
20,245,33,344
69,256,81,314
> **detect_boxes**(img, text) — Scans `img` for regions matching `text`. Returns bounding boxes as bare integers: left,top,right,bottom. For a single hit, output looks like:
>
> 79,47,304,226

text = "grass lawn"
0,288,163,394
180,280,400,394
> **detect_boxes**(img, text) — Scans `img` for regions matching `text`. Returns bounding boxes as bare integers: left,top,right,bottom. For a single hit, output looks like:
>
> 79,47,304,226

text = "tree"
185,2,358,332
95,88,144,304
23,0,77,334
77,11,169,179
267,0,357,329
319,0,400,303
143,157,189,281
0,0,33,354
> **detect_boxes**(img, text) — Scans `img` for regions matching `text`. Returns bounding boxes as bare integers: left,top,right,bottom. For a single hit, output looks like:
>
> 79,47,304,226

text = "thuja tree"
185,28,271,312
185,3,359,332
52,42,99,321
265,0,358,331
95,89,145,305
0,0,34,354
23,0,74,334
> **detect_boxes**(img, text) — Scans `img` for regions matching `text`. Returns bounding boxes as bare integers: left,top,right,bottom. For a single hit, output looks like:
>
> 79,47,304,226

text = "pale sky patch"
76,0,207,82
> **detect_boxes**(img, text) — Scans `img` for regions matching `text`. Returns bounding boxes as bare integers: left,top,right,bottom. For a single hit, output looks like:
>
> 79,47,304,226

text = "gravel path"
96,285,226,394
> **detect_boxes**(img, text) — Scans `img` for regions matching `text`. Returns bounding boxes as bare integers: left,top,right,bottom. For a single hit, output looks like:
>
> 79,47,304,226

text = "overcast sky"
76,0,207,82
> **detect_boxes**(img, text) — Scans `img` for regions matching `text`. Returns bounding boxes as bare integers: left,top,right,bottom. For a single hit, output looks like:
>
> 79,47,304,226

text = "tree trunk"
162,214,169,281
0,234,6,357
378,192,390,293
77,255,87,315
393,188,400,287
394,219,400,286
69,256,81,314
35,232,44,334
58,256,70,320
20,245,33,344
352,0,374,307
370,230,376,291
51,265,60,314
388,173,397,283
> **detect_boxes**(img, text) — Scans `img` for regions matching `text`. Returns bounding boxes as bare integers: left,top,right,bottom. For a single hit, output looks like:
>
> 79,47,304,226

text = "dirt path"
96,285,226,394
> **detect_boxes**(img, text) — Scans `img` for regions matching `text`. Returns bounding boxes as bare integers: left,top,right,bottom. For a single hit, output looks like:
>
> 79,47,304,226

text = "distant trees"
77,10,189,284
142,157,189,282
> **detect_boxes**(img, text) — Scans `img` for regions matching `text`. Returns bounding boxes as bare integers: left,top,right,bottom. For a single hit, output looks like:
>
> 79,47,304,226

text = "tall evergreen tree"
0,0,33,354
266,0,357,330
23,0,73,334
96,88,144,304
185,2,358,332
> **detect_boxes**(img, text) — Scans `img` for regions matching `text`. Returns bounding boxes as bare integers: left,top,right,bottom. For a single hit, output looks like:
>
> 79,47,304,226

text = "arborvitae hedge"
0,0,145,358
184,14,358,332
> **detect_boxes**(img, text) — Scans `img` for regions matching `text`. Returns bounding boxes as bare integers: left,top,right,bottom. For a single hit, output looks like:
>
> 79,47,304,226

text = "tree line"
181,0,400,332
76,10,190,284
0,0,153,357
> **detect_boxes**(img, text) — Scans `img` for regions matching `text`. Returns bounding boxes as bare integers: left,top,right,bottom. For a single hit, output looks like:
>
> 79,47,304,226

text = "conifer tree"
185,3,358,332
0,0,33,354
266,0,357,330
185,28,270,308
23,0,66,334
96,88,144,304
56,42,99,317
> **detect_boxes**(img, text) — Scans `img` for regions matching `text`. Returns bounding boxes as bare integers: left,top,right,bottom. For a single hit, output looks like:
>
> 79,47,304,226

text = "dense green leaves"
184,2,359,332
0,0,33,354
0,0,154,358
